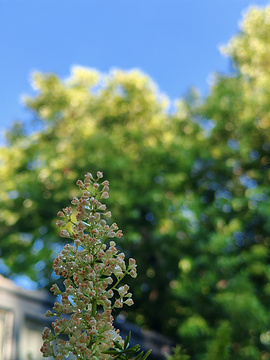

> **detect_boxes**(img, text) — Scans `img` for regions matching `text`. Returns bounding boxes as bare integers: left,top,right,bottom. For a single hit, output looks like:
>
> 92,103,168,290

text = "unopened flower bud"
114,299,123,308
129,258,136,269
50,284,62,295
130,268,137,278
45,310,54,317
60,230,70,238
118,285,129,297
53,302,63,313
98,204,106,211
107,231,116,238
85,172,94,179
101,192,109,199
97,171,103,179
71,197,79,205
74,239,81,249
95,212,101,220
124,299,134,306
111,223,118,230
63,206,73,215
56,220,66,227
76,180,85,190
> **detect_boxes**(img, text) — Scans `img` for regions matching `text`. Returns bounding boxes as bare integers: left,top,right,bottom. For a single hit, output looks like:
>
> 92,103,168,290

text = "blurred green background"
1,6,270,360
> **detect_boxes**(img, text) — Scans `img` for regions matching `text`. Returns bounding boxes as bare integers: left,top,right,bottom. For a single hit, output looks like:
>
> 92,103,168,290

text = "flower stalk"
40,171,151,359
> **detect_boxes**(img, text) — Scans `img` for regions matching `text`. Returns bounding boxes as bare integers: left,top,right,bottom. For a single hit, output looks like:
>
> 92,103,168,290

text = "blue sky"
1,0,270,142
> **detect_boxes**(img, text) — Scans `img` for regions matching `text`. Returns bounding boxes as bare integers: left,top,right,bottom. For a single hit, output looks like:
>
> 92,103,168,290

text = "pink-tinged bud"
98,204,106,211
40,341,54,356
106,289,114,298
93,182,99,190
77,221,86,230
130,268,137,278
89,215,95,223
95,212,101,220
115,266,123,277
89,326,98,335
111,223,118,230
104,299,112,308
125,299,134,306
60,230,70,238
63,206,73,215
101,180,109,186
85,172,94,179
56,220,65,227
42,327,52,339
101,192,109,199
74,239,81,249
107,231,116,238
116,230,123,238
57,211,65,217
107,277,113,285
118,286,128,297
104,211,111,218
76,180,85,190
50,284,62,295
54,326,61,334
97,171,103,179
71,197,79,204
128,258,136,269
102,185,109,192
66,285,74,295
63,305,72,314
89,197,96,204
53,302,63,313
114,299,123,308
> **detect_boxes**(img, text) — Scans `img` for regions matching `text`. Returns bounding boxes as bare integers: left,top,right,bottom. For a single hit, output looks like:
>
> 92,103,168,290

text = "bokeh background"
1,1,270,359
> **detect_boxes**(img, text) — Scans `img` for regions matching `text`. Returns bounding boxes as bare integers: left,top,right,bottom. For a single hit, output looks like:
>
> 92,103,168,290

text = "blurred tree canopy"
0,6,270,360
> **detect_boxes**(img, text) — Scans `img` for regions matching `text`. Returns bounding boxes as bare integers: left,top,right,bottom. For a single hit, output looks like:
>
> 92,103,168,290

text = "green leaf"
124,331,131,349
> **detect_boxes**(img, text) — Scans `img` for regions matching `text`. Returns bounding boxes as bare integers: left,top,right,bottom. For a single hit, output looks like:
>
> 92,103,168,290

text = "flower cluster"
40,171,140,360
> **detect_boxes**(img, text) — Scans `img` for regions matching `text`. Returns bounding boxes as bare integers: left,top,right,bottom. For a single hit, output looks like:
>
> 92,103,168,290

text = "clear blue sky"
1,0,270,141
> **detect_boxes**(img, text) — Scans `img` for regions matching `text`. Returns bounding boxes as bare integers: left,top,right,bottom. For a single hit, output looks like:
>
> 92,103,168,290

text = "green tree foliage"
165,345,190,360
0,6,270,360
1,67,197,336
205,321,231,360
168,7,270,359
